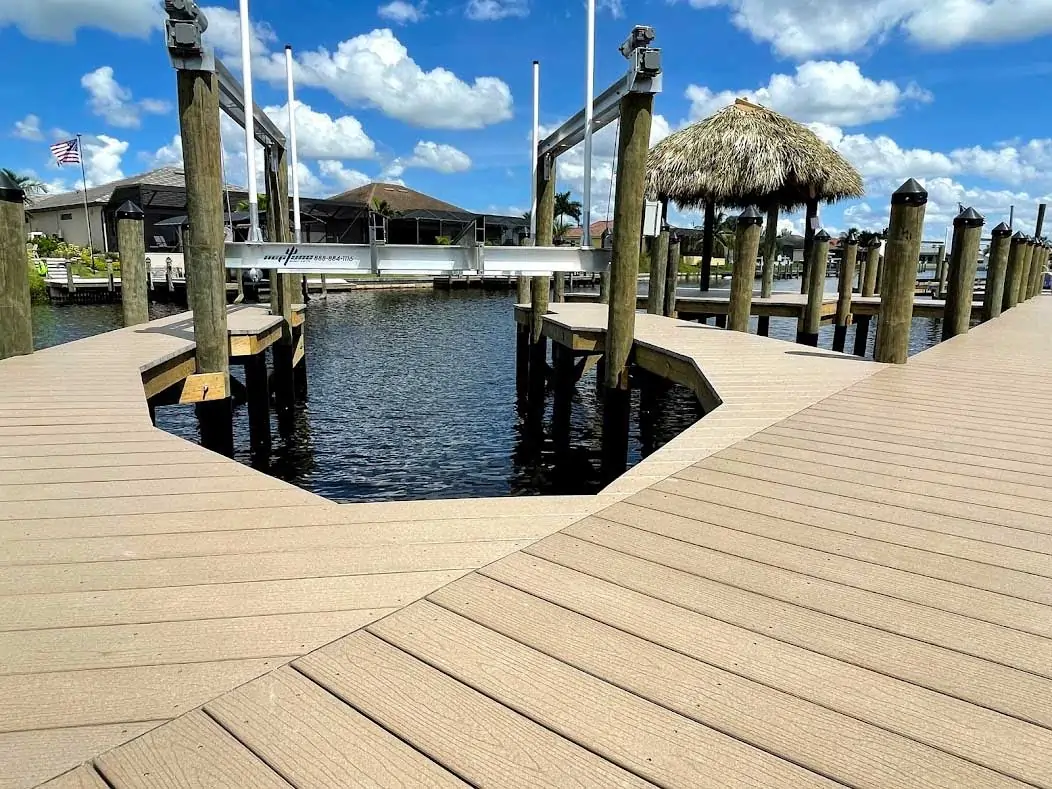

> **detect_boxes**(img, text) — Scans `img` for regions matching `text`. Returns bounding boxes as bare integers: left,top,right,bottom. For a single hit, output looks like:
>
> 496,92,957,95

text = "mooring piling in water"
663,235,681,317
728,206,762,333
266,145,298,415
874,178,928,364
602,87,654,478
982,222,1012,323
116,201,150,327
862,243,879,297
176,61,233,454
760,204,778,299
0,171,32,361
935,242,947,297
797,228,830,346
943,206,985,341
1029,239,1048,299
647,223,669,315
833,230,859,352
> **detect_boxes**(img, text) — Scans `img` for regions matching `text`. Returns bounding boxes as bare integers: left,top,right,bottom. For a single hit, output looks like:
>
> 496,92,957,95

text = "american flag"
50,138,81,165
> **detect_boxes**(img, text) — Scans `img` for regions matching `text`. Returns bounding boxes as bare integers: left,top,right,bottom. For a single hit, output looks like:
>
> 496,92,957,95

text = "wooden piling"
553,272,566,303
853,315,870,357
65,260,76,295
874,254,885,295
943,206,984,340
1003,232,1027,311
116,201,149,326
265,146,298,412
757,316,770,337
1027,240,1045,299
0,172,32,360
551,342,575,444
663,236,681,317
728,206,762,332
981,222,1012,322
935,242,947,297
799,197,818,294
177,65,232,453
874,178,928,364
244,352,271,450
760,204,778,298
602,88,653,478
1017,237,1035,305
534,153,555,304
516,276,530,304
797,229,830,346
862,243,880,296
1036,242,1050,297
647,227,669,314
833,230,859,352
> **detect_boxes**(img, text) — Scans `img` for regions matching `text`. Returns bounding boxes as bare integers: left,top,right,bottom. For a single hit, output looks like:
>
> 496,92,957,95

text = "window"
60,212,73,221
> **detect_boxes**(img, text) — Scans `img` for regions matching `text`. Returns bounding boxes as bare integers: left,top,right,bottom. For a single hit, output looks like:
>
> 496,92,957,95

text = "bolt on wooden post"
942,206,984,341
602,88,654,479
981,222,1012,322
115,201,150,326
833,230,859,352
177,64,233,454
0,172,32,360
647,224,669,315
663,235,681,317
862,243,880,297
797,228,830,346
728,206,762,332
874,178,928,364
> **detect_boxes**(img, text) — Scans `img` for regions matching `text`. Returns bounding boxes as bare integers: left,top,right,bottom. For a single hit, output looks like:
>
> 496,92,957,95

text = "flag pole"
76,134,94,258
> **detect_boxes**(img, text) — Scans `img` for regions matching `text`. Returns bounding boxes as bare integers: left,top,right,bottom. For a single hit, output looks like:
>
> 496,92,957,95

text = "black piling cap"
1012,230,1027,242
891,177,928,206
115,200,145,221
991,221,1012,238
738,205,763,226
815,228,831,241
845,229,859,245
954,206,984,227
0,169,25,204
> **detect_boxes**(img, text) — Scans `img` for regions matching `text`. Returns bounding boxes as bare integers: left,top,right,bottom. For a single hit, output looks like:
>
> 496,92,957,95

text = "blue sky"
3,0,1052,239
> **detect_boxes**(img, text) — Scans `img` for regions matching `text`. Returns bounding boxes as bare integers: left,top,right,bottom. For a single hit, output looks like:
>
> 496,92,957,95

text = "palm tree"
2,169,47,203
371,197,397,217
554,191,582,226
554,218,573,243
235,194,268,214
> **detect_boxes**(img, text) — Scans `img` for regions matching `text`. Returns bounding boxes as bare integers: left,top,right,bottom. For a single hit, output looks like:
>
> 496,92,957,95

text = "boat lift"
163,0,660,276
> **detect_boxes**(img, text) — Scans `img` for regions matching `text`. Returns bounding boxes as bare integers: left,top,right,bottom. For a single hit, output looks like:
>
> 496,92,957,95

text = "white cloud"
144,135,184,169
686,61,930,126
201,5,277,62
466,0,529,20
386,141,472,177
263,101,376,160
81,66,170,129
0,0,158,41
13,114,44,141
378,1,427,23
318,160,374,194
598,0,625,17
674,0,1052,58
81,134,129,186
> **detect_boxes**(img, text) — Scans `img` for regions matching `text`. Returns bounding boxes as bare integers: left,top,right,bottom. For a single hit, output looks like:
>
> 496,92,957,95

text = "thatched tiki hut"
646,98,863,293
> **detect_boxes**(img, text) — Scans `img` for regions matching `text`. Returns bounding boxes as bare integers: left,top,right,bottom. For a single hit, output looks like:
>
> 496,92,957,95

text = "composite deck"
5,296,1052,788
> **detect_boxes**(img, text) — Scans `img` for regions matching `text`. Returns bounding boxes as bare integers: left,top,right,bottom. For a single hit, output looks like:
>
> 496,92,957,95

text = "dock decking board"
4,296,1050,787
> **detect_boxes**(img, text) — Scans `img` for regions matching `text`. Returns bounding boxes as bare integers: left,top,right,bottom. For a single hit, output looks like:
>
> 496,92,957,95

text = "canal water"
29,281,944,502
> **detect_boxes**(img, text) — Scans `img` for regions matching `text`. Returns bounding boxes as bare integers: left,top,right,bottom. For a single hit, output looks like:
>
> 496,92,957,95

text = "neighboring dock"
2,296,1048,788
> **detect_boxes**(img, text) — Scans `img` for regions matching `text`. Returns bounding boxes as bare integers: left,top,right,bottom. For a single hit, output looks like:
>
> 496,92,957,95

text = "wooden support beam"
875,179,928,364
760,204,778,299
833,232,859,352
663,236,681,317
179,373,228,403
0,172,32,360
799,197,818,294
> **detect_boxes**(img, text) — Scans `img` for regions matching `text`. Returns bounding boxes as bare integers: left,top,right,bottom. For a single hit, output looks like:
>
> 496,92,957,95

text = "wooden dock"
4,297,1051,788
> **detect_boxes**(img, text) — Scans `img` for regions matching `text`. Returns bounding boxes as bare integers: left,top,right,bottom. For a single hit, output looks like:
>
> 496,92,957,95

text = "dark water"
30,291,702,501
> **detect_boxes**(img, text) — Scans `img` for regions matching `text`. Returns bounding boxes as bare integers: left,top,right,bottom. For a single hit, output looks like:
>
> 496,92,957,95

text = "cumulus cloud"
13,114,44,141
81,134,129,186
466,0,529,20
263,101,376,160
81,66,171,129
378,1,427,24
318,160,374,194
686,61,930,126
0,0,158,41
673,0,1052,58
385,141,472,178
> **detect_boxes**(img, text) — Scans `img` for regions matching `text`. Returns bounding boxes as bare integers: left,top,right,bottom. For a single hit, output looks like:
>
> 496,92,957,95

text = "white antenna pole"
530,60,539,242
239,0,261,242
285,45,302,244
582,0,595,248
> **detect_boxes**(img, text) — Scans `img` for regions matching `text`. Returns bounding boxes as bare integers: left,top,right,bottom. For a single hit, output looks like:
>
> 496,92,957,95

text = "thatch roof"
646,99,864,210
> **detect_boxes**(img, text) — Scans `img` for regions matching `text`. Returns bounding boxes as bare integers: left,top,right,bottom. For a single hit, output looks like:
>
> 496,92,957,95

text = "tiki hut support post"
700,201,715,292
862,244,880,297
982,222,1012,322
1003,231,1027,312
761,204,778,298
798,229,830,346
833,230,859,352
799,197,818,294
874,178,928,364
729,206,762,332
602,88,654,480
647,202,669,314
663,234,681,317
0,172,32,360
943,206,984,341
